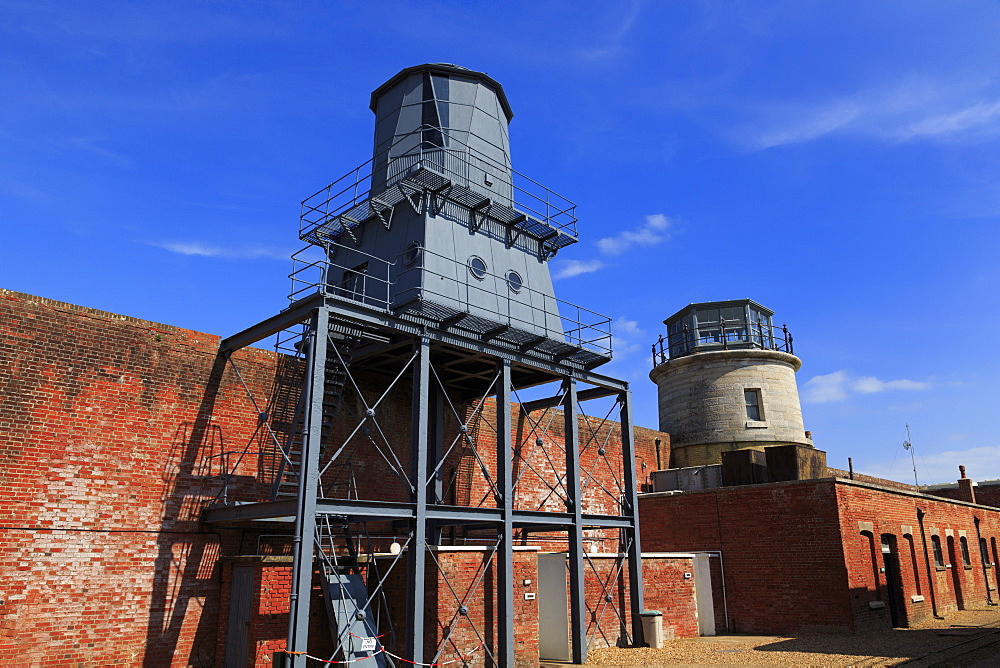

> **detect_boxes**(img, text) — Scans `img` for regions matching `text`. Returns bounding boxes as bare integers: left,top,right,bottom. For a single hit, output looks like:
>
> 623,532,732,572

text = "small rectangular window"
961,537,972,566
340,262,369,300
745,389,763,421
932,535,945,567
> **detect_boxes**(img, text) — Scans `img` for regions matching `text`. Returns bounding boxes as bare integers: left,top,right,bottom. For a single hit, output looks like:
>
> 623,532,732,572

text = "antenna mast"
902,424,919,488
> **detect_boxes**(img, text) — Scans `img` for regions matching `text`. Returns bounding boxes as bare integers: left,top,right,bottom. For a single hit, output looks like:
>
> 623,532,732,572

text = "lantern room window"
660,299,790,360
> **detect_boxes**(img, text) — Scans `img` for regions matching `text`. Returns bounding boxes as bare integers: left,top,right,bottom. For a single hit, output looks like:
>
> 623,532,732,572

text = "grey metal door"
538,553,570,661
224,566,253,668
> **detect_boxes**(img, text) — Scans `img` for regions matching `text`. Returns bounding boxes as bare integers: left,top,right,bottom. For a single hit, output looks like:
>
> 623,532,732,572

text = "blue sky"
3,1,999,485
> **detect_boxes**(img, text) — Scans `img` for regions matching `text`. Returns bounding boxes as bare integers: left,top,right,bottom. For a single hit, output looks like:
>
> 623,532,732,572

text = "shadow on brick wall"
143,353,228,667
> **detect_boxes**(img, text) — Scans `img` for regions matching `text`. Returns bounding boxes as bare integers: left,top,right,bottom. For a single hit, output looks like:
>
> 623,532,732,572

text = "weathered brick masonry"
639,478,1000,634
0,289,281,665
0,290,679,665
583,555,699,644
834,480,1000,624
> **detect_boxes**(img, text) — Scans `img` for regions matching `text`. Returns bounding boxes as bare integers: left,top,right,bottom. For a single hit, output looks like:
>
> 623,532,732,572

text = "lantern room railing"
651,320,793,367
299,125,578,247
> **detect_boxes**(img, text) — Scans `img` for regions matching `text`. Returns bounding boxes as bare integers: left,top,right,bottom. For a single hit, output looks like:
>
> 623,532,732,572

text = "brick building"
0,289,704,666
4,281,1000,667
640,476,1000,635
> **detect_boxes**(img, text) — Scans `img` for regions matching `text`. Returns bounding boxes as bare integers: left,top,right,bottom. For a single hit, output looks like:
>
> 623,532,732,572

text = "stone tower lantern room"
649,299,813,468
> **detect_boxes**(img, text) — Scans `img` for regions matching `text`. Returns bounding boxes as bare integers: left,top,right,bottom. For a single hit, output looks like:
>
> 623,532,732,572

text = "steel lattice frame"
203,294,645,666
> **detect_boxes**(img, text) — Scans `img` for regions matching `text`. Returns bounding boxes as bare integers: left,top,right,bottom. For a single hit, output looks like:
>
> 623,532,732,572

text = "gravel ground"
582,607,1000,667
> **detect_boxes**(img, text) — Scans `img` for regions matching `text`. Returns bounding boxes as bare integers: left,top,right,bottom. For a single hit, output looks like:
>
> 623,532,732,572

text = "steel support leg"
496,360,515,666
619,389,646,646
428,385,444,544
563,376,587,664
406,337,431,664
287,307,329,666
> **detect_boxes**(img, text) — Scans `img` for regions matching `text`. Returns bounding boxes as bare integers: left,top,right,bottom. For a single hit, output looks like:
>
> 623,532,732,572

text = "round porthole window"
468,256,488,279
505,270,523,293
403,241,421,266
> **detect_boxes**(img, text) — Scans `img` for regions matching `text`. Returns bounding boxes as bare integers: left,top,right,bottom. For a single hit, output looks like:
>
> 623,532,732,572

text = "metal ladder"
270,332,357,501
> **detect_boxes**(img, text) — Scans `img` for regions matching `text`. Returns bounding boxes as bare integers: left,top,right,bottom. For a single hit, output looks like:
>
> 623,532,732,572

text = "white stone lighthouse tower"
649,299,813,468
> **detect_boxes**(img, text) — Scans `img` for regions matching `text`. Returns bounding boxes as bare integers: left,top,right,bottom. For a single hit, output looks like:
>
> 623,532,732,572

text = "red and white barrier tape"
282,640,485,666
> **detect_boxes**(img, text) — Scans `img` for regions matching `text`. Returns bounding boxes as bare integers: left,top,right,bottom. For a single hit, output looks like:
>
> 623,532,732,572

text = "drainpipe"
917,508,945,619
973,516,997,606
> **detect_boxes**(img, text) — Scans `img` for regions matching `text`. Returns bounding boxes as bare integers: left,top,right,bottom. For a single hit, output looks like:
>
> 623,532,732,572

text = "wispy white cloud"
552,259,606,280
852,376,930,394
614,317,644,337
861,445,1000,486
897,100,1000,140
749,78,1000,149
152,241,290,261
803,370,931,404
612,317,646,357
575,1,643,62
0,177,47,200
755,101,864,149
64,136,132,168
597,213,674,255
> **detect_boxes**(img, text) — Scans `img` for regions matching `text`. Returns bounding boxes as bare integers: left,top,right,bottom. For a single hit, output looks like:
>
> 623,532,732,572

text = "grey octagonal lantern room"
298,63,608,364
369,63,515,202
663,299,786,359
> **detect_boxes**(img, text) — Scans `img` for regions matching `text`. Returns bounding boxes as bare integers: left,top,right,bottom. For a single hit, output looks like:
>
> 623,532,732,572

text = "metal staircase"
316,515,392,667
271,332,358,501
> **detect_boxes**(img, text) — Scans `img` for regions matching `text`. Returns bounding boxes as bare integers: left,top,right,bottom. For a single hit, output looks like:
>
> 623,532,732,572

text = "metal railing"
298,125,578,245
286,241,612,358
288,243,395,309
651,321,793,367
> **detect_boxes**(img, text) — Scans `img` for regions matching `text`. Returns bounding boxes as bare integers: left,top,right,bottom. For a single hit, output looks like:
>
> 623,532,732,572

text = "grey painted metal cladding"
371,66,513,202
321,63,574,343
206,64,644,666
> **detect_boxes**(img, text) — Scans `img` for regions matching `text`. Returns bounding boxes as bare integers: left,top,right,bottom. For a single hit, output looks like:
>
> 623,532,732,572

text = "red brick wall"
639,480,854,634
0,289,281,666
639,477,1000,635
0,289,664,664
834,480,1000,627
462,398,665,512
457,398,665,553
583,555,698,647
371,548,539,667
214,561,334,666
